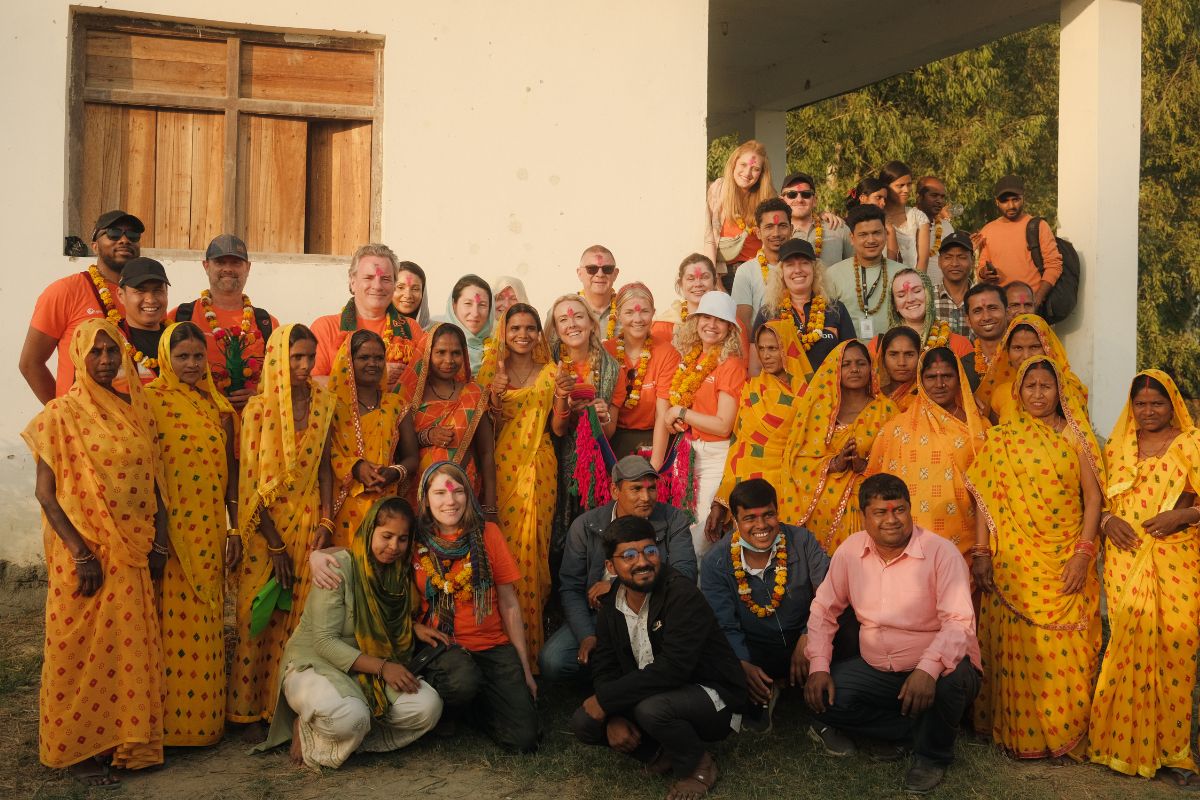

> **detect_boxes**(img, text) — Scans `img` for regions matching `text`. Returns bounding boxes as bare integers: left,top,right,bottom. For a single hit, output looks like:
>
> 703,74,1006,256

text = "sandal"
68,757,120,789
665,751,718,800
1157,767,1200,791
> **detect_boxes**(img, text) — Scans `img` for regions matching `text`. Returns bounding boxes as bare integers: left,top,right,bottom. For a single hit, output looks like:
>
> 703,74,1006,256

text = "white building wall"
1,1,710,564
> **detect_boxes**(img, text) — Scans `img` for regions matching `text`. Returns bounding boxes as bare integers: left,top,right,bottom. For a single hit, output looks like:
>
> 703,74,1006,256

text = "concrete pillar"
1056,0,1141,433
754,110,788,188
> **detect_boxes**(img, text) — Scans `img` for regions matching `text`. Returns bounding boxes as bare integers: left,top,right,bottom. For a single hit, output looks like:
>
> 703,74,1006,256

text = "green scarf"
339,297,412,339
351,497,416,717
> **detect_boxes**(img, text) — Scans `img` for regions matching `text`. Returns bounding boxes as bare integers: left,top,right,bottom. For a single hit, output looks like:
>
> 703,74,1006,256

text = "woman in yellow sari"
865,346,986,556
967,356,1104,760
23,319,167,786
974,313,1086,423
1089,371,1200,784
329,330,419,547
145,322,239,746
478,303,558,665
873,326,921,410
228,323,336,725
706,321,805,537
779,339,897,552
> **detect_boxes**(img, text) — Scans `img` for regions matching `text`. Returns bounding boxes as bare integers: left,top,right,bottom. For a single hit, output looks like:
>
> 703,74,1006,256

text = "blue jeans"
539,626,587,683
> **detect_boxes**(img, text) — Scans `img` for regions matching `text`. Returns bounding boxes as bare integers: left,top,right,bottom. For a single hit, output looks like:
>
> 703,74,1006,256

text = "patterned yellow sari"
145,323,236,745
865,349,986,556
976,314,1086,423
966,356,1104,759
1089,370,1200,777
21,319,165,769
780,340,897,552
328,339,407,548
228,325,335,723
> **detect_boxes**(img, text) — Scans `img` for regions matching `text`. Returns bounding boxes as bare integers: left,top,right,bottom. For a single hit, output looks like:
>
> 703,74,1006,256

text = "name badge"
860,317,875,339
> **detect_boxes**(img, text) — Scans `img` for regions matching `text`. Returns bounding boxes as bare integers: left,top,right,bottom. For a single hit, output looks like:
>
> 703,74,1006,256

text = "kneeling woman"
257,496,442,769
411,461,539,751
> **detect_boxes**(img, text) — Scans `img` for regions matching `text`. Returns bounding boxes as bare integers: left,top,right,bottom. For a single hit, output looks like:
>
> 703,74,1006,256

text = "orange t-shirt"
29,271,125,397
310,312,425,377
605,338,680,431
412,522,521,652
661,356,747,442
167,302,279,394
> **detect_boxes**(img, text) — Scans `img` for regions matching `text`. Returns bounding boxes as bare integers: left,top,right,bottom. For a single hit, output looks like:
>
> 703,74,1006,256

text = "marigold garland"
731,533,788,618
417,546,474,601
782,295,827,351
931,218,943,254
616,335,653,409
87,264,124,327
577,290,617,339
852,256,889,315
924,319,951,350
380,318,416,366
734,215,757,236
560,350,598,388
757,249,771,285
669,345,720,408
124,338,159,374
199,290,262,391
813,220,824,257
973,337,993,375
679,304,689,323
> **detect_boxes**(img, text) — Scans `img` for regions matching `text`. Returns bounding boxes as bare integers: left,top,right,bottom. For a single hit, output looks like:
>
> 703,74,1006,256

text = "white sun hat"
694,290,738,325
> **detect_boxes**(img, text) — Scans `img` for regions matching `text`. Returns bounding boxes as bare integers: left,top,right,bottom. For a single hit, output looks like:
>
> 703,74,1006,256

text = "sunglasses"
583,264,616,276
615,544,660,563
100,226,142,243
782,189,815,200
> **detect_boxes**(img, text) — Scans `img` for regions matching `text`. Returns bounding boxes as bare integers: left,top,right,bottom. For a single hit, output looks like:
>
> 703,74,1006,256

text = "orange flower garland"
813,220,824,257
87,264,124,327
380,320,416,366
198,290,263,391
757,250,771,285
561,350,598,387
616,335,653,409
124,339,159,373
924,319,951,350
669,345,720,408
931,218,943,254
781,295,827,351
734,215,757,236
973,338,993,375
731,533,788,618
417,545,474,601
576,290,618,340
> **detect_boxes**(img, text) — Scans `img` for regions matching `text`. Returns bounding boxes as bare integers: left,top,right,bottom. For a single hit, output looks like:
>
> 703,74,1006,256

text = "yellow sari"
865,349,986,556
328,339,407,548
780,340,897,552
228,324,335,723
966,356,1104,759
1089,370,1200,777
21,319,165,769
976,314,1086,422
716,323,804,505
492,342,557,667
145,323,236,746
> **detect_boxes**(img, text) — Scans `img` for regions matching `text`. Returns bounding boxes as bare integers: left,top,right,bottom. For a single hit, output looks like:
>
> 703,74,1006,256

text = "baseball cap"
938,231,974,254
993,175,1025,199
118,257,171,288
781,172,816,191
93,209,145,238
205,233,249,261
778,238,817,263
694,291,738,325
611,455,658,483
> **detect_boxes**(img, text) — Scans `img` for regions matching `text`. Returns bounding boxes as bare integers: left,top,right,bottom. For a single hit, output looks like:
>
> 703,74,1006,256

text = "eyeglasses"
615,544,660,562
782,190,815,200
100,227,142,243
583,264,616,276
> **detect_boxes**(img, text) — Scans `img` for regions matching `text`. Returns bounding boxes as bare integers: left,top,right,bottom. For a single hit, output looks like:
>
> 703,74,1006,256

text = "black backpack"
1026,216,1080,324
175,301,274,343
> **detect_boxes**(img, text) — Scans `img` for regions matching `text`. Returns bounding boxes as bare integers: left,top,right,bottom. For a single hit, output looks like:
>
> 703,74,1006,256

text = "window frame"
65,6,385,262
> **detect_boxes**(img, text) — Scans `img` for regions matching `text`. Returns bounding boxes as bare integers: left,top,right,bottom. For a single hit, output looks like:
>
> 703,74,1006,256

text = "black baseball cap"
939,231,974,254
781,172,816,191
205,233,249,261
993,175,1025,199
92,210,145,238
119,257,171,288
778,238,817,262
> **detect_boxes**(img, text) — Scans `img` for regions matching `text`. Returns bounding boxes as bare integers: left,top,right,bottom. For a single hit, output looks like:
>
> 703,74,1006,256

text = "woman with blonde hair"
705,140,777,289
604,282,681,458
868,269,972,360
652,253,721,342
652,291,747,559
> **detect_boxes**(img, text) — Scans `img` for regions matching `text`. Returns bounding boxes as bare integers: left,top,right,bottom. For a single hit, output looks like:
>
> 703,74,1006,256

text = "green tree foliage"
709,1,1199,393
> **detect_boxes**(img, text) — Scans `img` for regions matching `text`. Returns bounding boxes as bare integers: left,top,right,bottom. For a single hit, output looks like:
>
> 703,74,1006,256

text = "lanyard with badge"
855,260,887,339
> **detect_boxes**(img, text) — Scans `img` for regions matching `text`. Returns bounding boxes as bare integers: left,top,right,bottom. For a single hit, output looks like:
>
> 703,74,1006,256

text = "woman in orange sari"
145,321,240,746
23,319,167,786
865,346,986,556
779,340,897,552
479,303,558,665
974,313,1086,423
228,324,336,725
874,326,920,410
399,322,496,515
1089,371,1200,784
967,356,1104,760
328,330,419,547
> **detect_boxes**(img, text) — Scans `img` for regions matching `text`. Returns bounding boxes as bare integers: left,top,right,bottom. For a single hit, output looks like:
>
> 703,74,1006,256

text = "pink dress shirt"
805,526,981,679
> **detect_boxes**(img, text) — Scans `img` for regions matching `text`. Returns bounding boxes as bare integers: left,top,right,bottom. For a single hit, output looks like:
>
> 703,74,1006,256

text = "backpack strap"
175,301,195,323
1026,216,1045,275
253,307,274,343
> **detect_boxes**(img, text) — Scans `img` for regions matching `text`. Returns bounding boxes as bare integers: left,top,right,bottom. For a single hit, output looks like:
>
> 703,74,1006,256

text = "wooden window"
66,9,383,258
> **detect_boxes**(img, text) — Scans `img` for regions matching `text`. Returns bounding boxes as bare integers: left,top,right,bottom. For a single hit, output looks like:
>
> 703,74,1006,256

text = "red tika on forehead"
769,213,784,224
690,266,706,279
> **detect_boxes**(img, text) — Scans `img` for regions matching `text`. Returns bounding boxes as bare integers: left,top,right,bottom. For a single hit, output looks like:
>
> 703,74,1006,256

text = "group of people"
17,139,1198,797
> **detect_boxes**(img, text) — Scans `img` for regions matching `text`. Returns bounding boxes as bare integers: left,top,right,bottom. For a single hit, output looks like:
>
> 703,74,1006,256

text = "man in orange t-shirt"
310,243,423,389
976,175,1062,310
168,234,278,412
21,210,143,402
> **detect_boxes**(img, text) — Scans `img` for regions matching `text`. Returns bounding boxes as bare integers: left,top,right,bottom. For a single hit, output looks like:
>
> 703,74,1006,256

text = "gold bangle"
266,542,287,554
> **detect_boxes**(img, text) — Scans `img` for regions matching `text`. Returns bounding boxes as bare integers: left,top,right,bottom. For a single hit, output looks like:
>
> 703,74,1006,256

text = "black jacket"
591,567,749,715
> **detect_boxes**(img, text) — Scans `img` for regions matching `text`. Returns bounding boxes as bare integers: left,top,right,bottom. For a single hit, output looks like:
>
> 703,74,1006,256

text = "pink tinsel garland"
572,408,612,509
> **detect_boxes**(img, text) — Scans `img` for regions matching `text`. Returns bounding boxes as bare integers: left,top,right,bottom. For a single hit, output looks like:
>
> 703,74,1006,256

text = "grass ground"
0,582,1189,800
